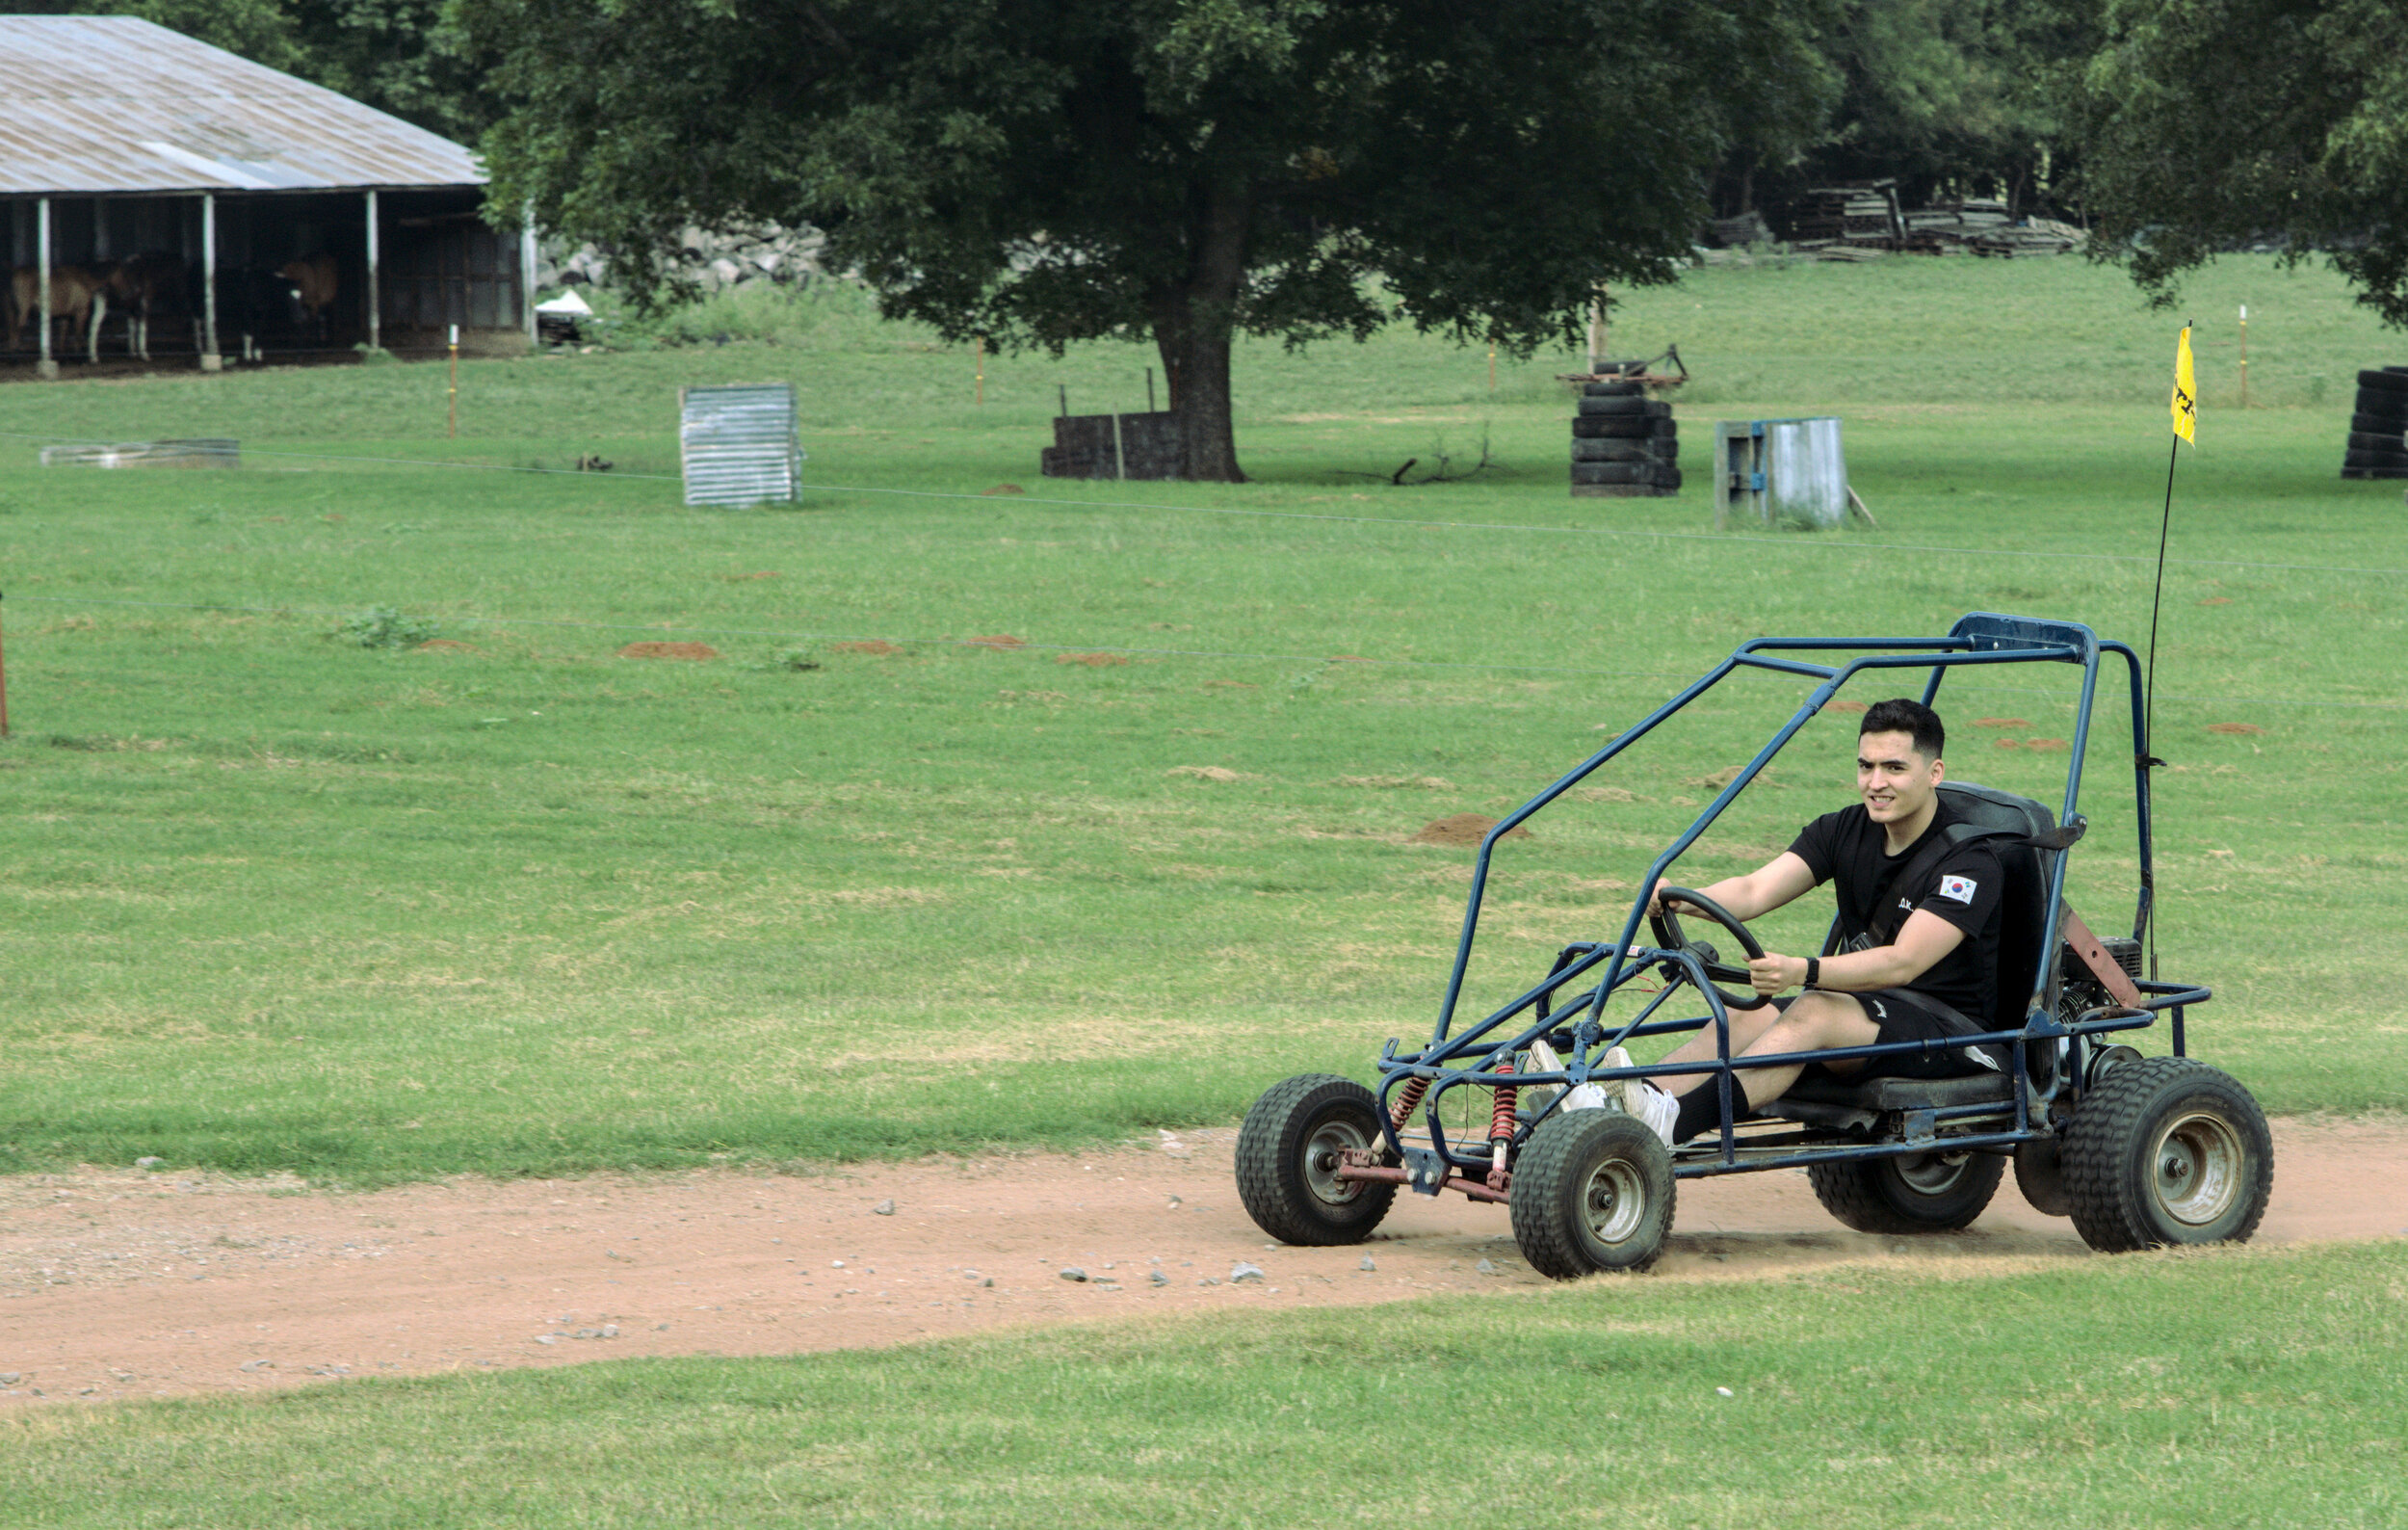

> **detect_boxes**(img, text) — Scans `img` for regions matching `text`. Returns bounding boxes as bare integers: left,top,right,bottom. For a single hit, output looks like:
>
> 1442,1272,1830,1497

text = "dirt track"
4,1118,2402,1407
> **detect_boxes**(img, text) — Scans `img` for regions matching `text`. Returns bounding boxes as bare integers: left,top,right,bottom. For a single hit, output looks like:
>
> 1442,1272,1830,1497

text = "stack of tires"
1572,380,1678,497
2345,367,2408,479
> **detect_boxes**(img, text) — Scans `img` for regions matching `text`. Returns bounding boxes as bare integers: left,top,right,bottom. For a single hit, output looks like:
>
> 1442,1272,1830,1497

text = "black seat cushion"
1782,1069,2014,1111
1935,780,2055,1027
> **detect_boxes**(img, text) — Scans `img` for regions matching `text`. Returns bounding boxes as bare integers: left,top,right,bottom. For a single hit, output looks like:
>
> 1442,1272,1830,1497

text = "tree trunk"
1150,182,1250,483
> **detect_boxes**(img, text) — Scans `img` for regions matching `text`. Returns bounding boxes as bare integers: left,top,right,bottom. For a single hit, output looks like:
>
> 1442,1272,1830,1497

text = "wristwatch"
1803,957,1820,990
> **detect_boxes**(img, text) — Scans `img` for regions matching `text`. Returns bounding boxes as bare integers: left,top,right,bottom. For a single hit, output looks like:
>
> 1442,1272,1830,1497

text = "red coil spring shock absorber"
1389,1074,1430,1130
1488,1059,1518,1186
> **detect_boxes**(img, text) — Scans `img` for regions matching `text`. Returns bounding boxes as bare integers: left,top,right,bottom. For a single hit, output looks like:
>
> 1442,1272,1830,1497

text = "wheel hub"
2151,1110,2242,1227
1302,1119,1371,1206
1582,1158,1647,1245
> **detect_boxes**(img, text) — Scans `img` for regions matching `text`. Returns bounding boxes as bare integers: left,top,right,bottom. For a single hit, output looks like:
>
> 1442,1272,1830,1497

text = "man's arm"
1747,910,1965,994
1653,851,1818,923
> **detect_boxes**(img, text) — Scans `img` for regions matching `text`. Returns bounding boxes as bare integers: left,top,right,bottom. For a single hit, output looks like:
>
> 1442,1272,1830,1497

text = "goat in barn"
8,265,111,362
278,254,337,341
103,252,187,361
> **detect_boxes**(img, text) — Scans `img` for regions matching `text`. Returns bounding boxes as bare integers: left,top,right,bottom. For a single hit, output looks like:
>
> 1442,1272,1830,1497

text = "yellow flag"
2170,325,2198,443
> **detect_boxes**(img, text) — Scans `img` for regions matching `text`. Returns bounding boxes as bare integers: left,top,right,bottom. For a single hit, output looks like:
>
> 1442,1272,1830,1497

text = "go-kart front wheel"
1510,1111,1676,1278
1235,1074,1398,1245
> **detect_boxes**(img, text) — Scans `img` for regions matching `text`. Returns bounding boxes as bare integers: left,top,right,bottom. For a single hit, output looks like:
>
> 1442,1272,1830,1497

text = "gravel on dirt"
0,1119,2399,1408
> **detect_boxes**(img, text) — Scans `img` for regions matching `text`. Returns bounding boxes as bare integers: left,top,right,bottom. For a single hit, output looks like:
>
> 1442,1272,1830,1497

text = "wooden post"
519,200,537,352
36,198,55,379
2238,303,2248,409
199,192,221,371
365,189,380,354
448,323,459,437
1585,295,1604,375
1488,340,1496,394
1111,411,1126,480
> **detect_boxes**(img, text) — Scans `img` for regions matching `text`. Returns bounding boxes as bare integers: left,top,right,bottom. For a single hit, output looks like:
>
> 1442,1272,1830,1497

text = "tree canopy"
458,0,1839,480
2079,0,2408,327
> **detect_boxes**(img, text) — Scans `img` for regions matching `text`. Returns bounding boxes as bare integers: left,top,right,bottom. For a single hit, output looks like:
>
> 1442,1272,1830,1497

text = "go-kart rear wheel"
2061,1057,2273,1253
1235,1074,1397,1246
1807,1149,2004,1234
1509,1111,1675,1278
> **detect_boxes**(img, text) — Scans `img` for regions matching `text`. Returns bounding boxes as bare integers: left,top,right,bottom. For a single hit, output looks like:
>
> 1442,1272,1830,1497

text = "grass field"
0,252,2402,1182
4,1240,2401,1527
0,250,2402,1526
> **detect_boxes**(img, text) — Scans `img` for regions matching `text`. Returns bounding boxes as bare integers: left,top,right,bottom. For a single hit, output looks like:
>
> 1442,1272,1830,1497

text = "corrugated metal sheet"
0,16,483,195
681,384,802,507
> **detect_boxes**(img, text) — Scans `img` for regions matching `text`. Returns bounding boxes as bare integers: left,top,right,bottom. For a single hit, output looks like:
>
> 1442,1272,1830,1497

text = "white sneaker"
1601,1046,1678,1147
1519,1038,1564,1117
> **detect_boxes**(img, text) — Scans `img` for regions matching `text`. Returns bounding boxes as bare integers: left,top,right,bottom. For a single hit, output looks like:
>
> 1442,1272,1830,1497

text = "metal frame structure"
1345,612,2208,1203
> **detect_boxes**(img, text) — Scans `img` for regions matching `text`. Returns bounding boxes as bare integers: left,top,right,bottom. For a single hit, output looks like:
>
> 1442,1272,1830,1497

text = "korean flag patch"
1938,874,1978,905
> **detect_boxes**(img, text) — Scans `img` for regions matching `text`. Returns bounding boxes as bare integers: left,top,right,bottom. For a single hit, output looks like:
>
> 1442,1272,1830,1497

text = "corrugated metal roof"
0,16,484,195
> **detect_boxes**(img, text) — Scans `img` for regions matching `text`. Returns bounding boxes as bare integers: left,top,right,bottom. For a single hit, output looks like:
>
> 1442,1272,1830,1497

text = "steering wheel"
1647,885,1773,1012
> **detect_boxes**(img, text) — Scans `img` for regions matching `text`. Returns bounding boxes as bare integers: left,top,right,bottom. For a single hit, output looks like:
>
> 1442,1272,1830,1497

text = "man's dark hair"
1859,698,1945,760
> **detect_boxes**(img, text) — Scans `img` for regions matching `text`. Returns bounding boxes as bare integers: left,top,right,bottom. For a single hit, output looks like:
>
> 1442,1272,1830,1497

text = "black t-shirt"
1786,802,2005,1024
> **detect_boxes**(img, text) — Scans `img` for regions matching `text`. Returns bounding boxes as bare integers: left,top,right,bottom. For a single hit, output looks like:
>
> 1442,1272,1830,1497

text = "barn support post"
36,197,55,380
199,192,221,372
519,200,537,353
364,189,380,354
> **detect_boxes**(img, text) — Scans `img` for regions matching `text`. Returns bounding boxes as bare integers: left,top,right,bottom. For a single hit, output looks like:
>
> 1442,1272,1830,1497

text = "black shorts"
1784,989,2005,1080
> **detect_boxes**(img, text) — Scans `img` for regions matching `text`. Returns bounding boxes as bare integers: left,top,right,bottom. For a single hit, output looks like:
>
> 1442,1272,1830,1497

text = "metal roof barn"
0,15,482,194
0,15,527,377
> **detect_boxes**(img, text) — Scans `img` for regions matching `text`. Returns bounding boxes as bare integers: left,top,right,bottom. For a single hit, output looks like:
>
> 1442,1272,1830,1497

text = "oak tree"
461,0,1836,480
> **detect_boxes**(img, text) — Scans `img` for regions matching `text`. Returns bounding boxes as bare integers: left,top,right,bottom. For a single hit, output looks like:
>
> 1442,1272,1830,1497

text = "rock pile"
537,224,831,293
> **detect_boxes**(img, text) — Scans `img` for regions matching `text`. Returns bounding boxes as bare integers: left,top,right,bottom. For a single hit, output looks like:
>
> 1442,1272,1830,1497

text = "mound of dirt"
1055,652,1128,668
617,642,719,661
414,639,478,653
1414,813,1530,846
2201,596,2233,605
1974,717,2030,728
1166,765,1249,782
1690,766,1780,790
2209,722,2265,735
1337,775,1455,790
831,641,903,656
981,484,1025,496
1827,699,1870,714
966,635,1026,650
717,570,781,582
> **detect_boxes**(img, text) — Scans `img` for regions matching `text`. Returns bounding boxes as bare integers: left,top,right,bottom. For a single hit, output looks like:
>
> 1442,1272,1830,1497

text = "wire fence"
4,425,2407,582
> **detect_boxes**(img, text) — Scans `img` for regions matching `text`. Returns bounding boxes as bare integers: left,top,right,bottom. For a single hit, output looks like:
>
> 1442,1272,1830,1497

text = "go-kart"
1236,613,2274,1276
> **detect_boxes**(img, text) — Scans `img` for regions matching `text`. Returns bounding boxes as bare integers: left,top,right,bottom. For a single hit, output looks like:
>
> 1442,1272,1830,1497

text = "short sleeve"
1914,840,2002,936
1787,811,1845,885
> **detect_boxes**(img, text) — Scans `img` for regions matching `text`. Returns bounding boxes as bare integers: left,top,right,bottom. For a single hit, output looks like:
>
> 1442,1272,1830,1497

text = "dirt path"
3,1118,2401,1407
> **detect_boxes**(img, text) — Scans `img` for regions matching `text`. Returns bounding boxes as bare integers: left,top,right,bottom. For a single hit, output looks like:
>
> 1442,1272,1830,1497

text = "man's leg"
1614,992,1884,1145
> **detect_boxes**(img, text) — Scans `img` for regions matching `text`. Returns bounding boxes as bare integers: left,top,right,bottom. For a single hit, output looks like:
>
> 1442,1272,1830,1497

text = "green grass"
0,251,2403,1182
5,1240,2403,1527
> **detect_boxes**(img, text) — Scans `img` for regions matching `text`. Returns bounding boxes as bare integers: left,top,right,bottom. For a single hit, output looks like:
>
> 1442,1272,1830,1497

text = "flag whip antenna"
2142,320,2197,981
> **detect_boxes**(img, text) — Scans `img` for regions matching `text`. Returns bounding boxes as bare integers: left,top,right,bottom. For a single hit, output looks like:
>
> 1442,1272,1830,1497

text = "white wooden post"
200,192,221,371
36,197,54,379
520,199,537,352
365,189,380,353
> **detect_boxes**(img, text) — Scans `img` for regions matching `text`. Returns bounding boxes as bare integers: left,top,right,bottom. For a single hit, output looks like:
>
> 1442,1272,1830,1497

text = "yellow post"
2238,304,2248,409
448,324,459,438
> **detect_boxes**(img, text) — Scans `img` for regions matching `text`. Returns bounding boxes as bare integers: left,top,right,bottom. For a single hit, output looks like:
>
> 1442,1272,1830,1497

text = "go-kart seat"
1782,780,2057,1113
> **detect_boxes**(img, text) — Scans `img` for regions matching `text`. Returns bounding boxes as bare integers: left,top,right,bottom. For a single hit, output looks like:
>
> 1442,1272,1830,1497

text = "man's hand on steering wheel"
1746,952,1810,995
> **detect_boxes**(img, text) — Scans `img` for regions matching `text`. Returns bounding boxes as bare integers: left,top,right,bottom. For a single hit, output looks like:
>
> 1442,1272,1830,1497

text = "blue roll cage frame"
1373,612,2209,1184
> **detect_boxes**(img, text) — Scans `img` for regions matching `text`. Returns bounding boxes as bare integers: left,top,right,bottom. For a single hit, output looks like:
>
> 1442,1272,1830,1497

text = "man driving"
1604,698,2007,1147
